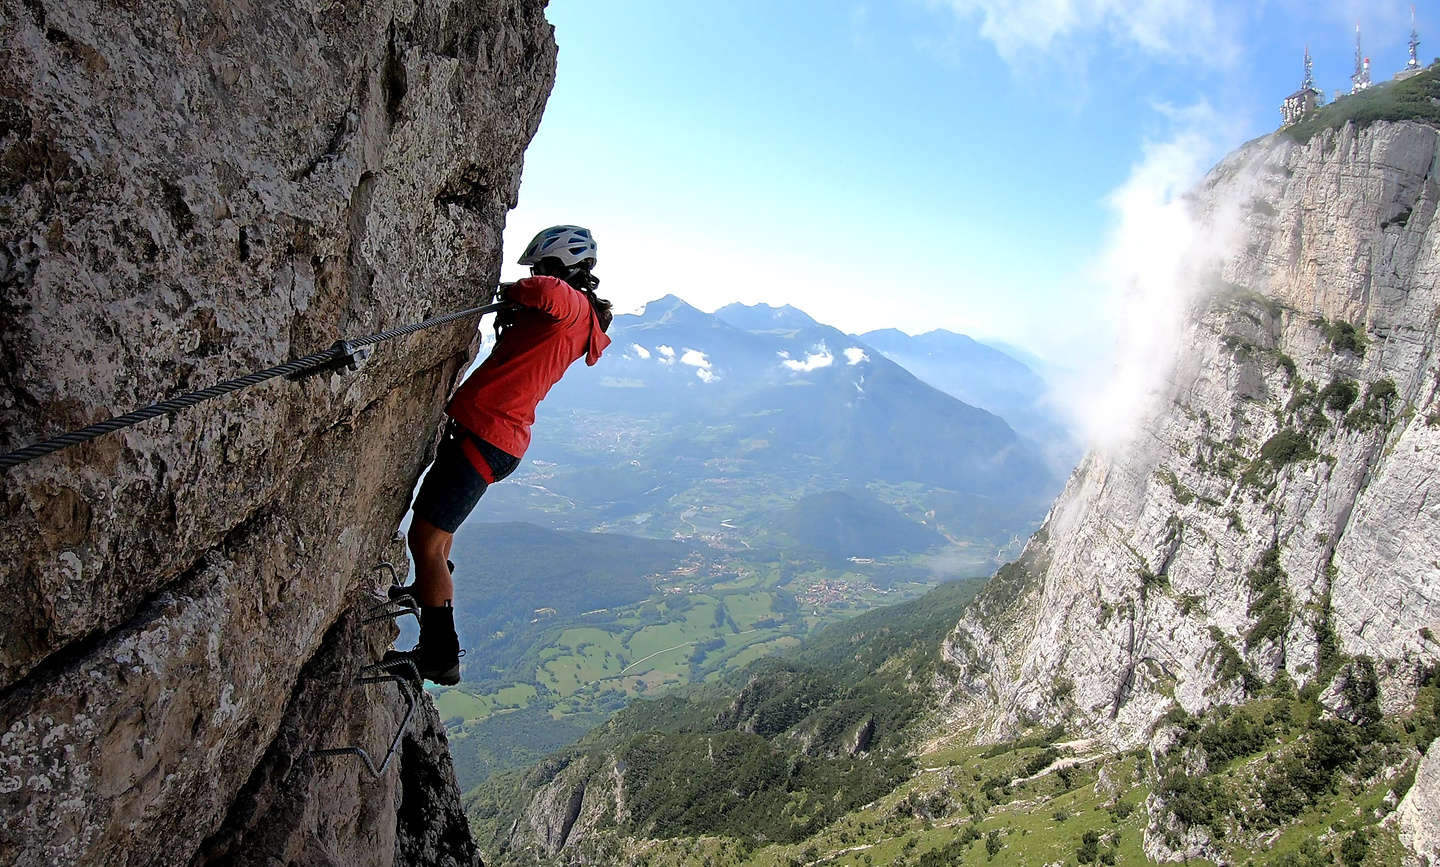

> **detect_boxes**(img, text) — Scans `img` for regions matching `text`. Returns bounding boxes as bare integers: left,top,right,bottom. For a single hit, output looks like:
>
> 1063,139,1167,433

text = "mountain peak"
626,294,711,326
860,327,910,341
638,294,690,314
714,302,819,332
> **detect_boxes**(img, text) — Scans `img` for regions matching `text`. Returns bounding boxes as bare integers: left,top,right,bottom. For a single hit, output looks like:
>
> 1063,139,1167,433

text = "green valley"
435,522,978,790
465,577,1428,867
483,408,1043,567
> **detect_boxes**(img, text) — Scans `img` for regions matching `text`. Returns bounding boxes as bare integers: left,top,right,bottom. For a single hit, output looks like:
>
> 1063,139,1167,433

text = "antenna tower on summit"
1282,44,1324,126
1409,5,1423,70
1352,20,1372,93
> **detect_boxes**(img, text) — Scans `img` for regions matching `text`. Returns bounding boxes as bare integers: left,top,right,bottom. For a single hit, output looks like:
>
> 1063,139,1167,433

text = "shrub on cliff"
1244,545,1294,652
1323,320,1367,356
1343,379,1399,431
1261,429,1313,465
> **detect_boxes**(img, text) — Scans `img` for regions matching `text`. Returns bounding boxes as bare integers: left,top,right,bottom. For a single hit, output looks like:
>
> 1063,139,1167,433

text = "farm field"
436,539,964,790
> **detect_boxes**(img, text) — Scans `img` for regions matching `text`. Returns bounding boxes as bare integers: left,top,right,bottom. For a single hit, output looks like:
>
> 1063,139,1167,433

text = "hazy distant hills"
469,296,1065,564
773,490,946,557
541,296,1056,499
447,522,694,673
712,301,819,332
857,327,1076,459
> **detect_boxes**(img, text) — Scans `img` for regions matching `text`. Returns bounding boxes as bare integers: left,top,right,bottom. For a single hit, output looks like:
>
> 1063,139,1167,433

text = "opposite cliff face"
0,2,555,864
941,120,1440,746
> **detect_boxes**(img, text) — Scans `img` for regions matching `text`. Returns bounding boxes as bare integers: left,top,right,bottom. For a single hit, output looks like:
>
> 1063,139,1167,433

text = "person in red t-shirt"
387,225,613,684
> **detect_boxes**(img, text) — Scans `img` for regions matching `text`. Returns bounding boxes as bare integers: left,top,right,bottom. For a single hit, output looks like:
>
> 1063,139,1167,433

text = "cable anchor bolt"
288,340,372,381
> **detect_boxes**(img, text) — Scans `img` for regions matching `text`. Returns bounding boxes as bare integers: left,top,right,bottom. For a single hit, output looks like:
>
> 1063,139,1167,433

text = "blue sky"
501,0,1424,360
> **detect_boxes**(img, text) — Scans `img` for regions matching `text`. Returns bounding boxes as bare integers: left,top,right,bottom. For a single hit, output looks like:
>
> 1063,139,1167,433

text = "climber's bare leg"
407,516,454,607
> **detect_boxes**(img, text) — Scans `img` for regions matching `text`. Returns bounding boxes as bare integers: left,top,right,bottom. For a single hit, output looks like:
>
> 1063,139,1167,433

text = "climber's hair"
531,257,612,333
569,263,612,334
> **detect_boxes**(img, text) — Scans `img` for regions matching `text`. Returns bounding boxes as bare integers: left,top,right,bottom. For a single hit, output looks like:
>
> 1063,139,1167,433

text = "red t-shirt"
447,275,611,461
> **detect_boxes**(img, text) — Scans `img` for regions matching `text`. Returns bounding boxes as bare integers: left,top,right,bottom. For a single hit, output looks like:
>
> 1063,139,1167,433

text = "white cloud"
657,345,675,365
679,348,718,382
630,343,651,359
843,347,868,366
780,343,835,372
927,0,1237,68
679,349,711,369
1046,102,1246,450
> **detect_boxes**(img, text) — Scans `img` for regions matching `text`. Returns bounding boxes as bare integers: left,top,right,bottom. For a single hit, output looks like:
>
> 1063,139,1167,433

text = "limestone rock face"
498,753,627,864
938,120,1440,845
1400,746,1440,866
0,1,556,864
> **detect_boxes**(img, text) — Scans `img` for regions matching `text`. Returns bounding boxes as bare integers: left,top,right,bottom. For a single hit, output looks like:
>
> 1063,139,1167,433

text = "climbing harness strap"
0,300,510,471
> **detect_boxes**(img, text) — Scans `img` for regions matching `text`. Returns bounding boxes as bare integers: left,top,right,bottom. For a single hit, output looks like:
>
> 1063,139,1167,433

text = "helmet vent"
517,225,598,267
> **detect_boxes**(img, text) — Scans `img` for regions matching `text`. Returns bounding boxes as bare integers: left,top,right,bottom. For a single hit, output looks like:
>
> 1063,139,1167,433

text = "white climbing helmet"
517,225,597,268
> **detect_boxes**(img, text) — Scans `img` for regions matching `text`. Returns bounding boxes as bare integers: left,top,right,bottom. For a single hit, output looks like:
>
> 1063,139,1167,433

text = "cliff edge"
940,120,1440,857
0,2,556,864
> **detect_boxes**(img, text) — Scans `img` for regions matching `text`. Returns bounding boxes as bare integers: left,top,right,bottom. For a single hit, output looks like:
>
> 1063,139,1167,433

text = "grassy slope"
1285,63,1440,143
554,681,1426,867
465,566,1435,866
466,579,988,857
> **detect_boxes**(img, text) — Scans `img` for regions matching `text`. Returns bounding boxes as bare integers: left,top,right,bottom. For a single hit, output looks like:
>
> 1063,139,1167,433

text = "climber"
385,226,613,685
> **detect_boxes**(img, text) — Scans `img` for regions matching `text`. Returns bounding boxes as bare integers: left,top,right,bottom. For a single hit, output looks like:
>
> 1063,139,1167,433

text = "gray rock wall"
1400,746,1440,866
940,120,1440,747
0,1,556,864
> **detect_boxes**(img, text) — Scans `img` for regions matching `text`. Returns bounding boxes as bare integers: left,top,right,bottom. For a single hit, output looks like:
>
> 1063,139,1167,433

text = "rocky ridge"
0,2,556,864
939,121,1440,859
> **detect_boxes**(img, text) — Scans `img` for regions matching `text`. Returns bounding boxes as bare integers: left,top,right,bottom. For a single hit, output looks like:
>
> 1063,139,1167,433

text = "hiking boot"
383,647,465,686
386,560,455,603
384,602,463,686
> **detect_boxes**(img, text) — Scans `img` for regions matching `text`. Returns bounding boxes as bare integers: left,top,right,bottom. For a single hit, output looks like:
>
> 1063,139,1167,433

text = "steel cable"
0,299,509,472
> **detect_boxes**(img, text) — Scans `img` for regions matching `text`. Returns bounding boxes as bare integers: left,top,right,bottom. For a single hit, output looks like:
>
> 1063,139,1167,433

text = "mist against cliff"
1047,104,1252,453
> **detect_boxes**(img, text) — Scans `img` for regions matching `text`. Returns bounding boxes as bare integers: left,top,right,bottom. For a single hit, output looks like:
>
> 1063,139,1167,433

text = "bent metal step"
310,563,425,780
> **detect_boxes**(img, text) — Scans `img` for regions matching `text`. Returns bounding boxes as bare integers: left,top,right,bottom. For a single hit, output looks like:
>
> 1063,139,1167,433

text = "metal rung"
363,561,417,623
364,598,418,625
358,656,422,685
310,660,418,779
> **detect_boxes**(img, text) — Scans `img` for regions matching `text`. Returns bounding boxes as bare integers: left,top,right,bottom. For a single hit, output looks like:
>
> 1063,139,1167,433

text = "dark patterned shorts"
411,420,519,533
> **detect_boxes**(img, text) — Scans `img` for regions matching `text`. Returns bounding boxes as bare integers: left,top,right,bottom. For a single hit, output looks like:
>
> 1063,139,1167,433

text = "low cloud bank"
1045,104,1250,453
781,343,835,372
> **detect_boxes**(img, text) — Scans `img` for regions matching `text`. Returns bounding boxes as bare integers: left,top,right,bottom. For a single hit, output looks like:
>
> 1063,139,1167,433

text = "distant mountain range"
540,296,1056,499
857,327,1077,462
468,297,1066,561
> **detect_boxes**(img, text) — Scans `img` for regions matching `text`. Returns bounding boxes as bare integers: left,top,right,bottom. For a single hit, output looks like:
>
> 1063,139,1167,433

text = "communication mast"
1397,6,1426,80
1352,20,1372,93
1409,6,1423,71
1282,45,1324,126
